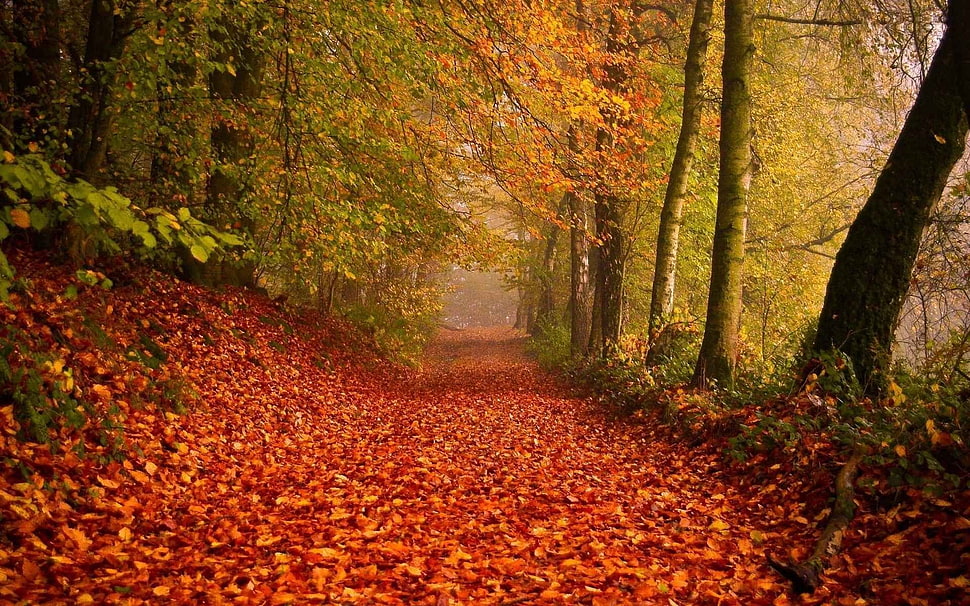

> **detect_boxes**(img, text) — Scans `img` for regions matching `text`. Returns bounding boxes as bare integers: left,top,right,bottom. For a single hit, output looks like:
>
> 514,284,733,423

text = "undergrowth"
569,336,969,494
526,317,571,370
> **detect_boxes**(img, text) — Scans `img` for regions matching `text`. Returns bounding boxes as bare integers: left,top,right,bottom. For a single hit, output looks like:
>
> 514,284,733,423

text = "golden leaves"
62,526,91,551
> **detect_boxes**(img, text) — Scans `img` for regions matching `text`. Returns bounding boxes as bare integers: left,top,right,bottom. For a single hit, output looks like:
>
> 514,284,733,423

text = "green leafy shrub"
802,349,863,402
572,354,658,412
527,317,571,369
645,321,702,386
0,152,244,296
343,279,443,365
0,338,89,445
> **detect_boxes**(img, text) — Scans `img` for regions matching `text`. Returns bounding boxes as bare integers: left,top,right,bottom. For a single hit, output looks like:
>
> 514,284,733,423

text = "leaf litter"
1,249,967,605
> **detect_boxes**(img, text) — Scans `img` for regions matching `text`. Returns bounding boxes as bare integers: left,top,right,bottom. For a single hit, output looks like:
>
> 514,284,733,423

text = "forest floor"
1,251,968,605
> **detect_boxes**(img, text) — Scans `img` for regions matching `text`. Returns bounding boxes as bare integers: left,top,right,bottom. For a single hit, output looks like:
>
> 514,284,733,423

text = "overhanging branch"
756,13,861,26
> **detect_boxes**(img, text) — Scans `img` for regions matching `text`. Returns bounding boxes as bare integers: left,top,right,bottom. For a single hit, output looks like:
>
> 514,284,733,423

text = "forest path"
241,326,787,605
6,317,805,606
7,254,955,606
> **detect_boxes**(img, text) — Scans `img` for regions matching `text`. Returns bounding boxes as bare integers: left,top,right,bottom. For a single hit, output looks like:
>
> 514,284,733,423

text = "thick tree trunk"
7,0,62,152
591,10,629,356
596,186,625,352
692,0,753,389
649,0,714,335
812,6,969,393
67,0,134,179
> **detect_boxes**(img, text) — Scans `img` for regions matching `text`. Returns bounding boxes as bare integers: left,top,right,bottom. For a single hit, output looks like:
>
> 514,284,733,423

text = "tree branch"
756,13,861,26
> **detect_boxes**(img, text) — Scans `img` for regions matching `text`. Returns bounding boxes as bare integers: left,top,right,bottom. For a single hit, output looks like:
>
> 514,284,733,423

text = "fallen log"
767,449,864,593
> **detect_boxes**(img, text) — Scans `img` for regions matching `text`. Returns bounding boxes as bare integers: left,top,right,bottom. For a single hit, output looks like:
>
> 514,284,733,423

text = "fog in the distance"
440,269,517,328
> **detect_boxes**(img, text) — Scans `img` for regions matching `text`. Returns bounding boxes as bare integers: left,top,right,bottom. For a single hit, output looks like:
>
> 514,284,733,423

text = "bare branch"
756,13,861,26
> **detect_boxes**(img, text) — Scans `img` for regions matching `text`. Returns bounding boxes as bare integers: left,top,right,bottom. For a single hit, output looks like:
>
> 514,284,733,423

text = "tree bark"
567,1,593,358
692,0,754,389
587,232,603,354
67,0,135,179
591,9,630,356
649,0,714,335
569,186,593,357
812,4,969,394
596,184,625,353
190,8,265,287
7,0,62,152
535,213,562,331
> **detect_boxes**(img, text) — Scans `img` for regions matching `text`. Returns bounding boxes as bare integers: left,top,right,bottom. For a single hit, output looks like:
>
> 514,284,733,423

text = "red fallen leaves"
0,249,967,605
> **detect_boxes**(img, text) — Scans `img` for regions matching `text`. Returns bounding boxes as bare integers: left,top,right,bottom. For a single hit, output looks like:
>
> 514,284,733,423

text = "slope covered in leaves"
1,251,967,605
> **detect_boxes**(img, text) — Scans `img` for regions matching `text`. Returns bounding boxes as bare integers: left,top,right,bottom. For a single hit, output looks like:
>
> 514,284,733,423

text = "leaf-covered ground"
1,251,968,605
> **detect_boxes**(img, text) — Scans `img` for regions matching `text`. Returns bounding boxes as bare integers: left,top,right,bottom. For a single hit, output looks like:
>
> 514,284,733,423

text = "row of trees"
2,0,505,358
487,0,970,394
3,0,969,386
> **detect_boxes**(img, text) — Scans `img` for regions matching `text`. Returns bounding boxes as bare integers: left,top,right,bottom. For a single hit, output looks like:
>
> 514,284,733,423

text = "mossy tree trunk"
812,4,969,393
692,0,754,389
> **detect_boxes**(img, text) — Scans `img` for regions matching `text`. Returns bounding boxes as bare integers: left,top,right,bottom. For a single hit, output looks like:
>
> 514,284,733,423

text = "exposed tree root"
768,449,864,594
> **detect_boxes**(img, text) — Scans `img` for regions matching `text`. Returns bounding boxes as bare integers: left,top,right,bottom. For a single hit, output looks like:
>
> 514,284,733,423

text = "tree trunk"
190,8,265,287
649,0,714,335
591,9,629,356
569,187,593,357
6,0,62,152
535,216,562,330
812,5,969,393
692,0,754,389
567,2,593,358
67,0,134,179
596,186,625,352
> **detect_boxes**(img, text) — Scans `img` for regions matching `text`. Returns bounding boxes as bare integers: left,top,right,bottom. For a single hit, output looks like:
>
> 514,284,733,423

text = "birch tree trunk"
649,0,714,334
